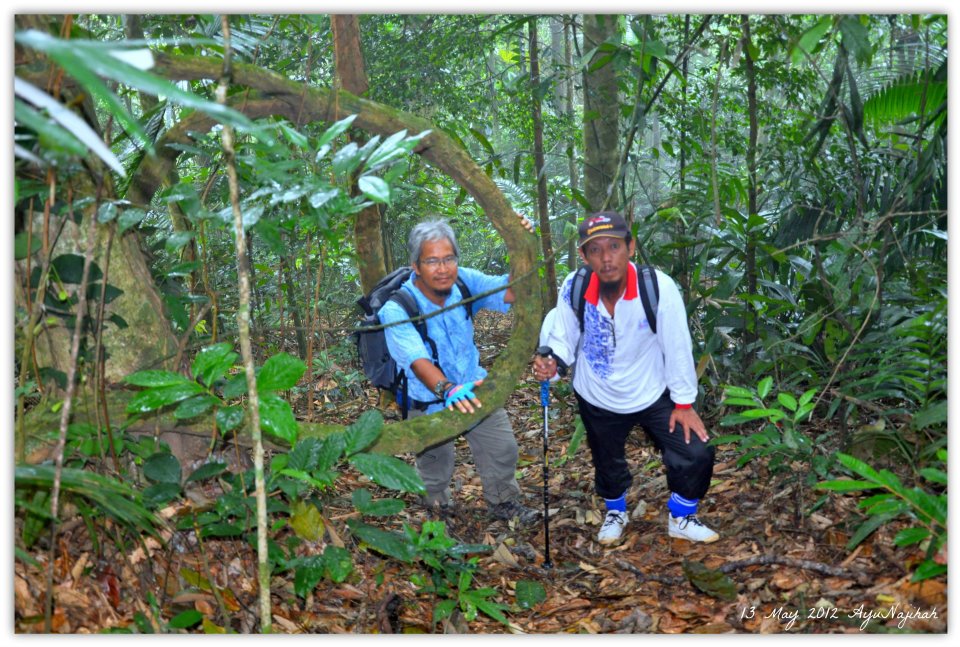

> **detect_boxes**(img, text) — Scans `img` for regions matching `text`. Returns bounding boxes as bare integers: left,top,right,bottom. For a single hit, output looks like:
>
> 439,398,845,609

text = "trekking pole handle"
536,346,554,407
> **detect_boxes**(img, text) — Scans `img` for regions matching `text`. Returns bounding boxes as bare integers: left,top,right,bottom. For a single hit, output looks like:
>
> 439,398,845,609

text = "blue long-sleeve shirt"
378,267,511,413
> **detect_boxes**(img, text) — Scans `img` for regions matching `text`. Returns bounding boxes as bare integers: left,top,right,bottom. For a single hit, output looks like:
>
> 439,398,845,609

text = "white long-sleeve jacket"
544,262,699,414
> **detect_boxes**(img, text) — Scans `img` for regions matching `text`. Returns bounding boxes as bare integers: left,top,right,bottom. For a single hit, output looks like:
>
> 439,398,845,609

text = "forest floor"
14,312,947,634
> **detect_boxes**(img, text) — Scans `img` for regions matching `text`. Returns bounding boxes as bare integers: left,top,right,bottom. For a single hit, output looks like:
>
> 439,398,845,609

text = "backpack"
355,267,473,418
568,264,659,334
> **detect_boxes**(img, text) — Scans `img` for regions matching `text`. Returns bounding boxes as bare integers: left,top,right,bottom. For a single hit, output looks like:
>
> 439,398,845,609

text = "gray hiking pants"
408,407,521,507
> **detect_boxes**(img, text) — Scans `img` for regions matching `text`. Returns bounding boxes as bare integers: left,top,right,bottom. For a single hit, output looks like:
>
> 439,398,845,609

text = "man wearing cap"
533,211,718,545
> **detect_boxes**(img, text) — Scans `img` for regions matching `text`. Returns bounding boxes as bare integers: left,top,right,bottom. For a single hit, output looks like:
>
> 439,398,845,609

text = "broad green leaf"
357,498,405,517
322,545,353,583
316,433,346,471
143,452,181,484
345,410,383,455
358,175,391,205
15,99,88,158
259,394,298,445
792,16,833,65
124,370,192,388
126,382,206,413
117,207,147,234
433,599,457,624
288,437,323,472
738,408,785,422
911,400,947,430
216,405,244,433
14,231,41,260
349,452,425,495
346,519,415,562
258,352,306,392
173,394,218,420
191,342,238,386
777,392,798,412
515,580,546,609
165,231,194,254
332,141,362,178
51,253,103,283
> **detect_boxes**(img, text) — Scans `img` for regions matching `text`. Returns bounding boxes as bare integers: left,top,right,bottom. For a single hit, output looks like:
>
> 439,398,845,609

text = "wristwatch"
434,379,453,398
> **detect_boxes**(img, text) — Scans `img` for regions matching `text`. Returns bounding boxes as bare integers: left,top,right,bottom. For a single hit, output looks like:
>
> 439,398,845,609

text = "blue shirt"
379,267,511,413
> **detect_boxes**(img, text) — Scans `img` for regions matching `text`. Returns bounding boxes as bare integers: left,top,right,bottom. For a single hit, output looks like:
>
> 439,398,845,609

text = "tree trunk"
564,17,581,267
529,19,557,310
332,14,388,293
742,15,759,364
582,14,621,212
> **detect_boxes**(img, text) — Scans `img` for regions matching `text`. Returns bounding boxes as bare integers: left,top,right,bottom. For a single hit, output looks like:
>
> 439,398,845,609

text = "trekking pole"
536,346,554,569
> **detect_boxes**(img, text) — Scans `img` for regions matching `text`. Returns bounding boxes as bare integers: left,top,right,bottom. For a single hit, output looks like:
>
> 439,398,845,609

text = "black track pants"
575,390,715,501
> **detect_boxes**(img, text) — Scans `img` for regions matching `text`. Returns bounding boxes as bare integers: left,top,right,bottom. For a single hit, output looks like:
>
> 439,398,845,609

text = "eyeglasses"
419,255,459,268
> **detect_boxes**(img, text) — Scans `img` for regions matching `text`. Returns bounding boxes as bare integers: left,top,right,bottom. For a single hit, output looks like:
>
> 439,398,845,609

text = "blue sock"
667,492,698,518
604,493,627,513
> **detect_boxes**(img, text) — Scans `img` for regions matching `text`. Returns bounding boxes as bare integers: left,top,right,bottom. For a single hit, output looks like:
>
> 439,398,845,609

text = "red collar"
583,262,639,306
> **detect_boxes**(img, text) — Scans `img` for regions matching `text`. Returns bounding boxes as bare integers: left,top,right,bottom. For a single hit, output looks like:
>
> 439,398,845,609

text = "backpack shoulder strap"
387,289,440,365
455,276,473,319
568,266,592,333
637,265,659,335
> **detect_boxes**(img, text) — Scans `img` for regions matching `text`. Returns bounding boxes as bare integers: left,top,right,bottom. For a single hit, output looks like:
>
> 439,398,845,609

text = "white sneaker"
597,510,627,545
668,514,719,543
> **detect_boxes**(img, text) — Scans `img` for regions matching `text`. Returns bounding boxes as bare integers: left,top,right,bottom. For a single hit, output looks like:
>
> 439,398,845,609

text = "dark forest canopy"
13,13,946,634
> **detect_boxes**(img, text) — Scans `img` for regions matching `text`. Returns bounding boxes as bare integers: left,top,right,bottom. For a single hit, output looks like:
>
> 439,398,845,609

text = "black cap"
578,211,629,247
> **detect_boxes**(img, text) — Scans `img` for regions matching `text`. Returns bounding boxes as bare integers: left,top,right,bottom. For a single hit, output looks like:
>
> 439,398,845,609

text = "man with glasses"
533,211,719,546
379,216,540,524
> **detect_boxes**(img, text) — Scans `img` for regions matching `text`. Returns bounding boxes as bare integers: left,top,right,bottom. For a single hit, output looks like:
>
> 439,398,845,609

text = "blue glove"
444,381,477,408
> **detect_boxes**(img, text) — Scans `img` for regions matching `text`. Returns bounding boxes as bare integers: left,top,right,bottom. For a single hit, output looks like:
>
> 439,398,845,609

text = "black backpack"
355,267,473,418
568,264,659,333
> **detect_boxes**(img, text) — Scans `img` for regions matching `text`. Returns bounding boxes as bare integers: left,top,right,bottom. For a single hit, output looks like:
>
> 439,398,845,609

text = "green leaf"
316,433,346,471
169,610,204,629
259,393,298,445
215,405,244,433
893,527,931,547
910,559,947,582
126,382,206,413
777,392,798,412
15,77,126,175
911,400,947,430
473,596,511,626
738,408,786,422
358,175,391,205
346,519,415,562
257,353,306,392
756,376,773,400
682,560,738,601
185,461,227,484
792,16,833,65
124,370,193,388
433,599,457,624
143,452,181,485
919,468,947,485
118,208,146,234
288,437,323,472
173,395,218,420
191,343,238,386
52,253,103,283
349,453,425,495
316,114,357,148
322,545,353,583
14,231,41,260
345,410,383,455
515,580,546,609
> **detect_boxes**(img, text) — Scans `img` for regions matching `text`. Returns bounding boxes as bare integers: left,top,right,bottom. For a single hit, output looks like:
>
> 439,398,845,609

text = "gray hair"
408,218,460,265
